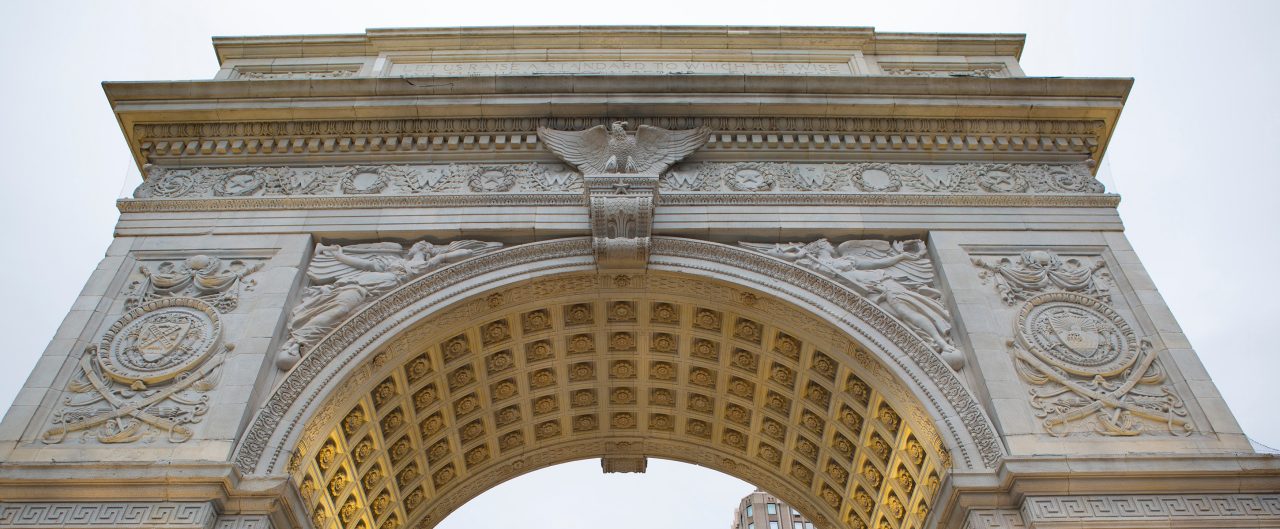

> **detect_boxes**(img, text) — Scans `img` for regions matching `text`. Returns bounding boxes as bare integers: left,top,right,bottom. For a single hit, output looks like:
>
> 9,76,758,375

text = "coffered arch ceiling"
233,237,1005,529
289,274,951,529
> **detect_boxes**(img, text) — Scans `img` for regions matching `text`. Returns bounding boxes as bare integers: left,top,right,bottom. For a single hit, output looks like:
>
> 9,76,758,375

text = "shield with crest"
1047,311,1103,358
134,319,192,362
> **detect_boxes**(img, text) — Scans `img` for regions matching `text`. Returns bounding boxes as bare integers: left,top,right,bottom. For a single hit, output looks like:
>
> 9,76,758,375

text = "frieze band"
135,161,1103,199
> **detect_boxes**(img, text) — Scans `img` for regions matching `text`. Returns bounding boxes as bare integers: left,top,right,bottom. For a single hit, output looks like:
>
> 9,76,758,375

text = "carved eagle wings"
537,121,712,176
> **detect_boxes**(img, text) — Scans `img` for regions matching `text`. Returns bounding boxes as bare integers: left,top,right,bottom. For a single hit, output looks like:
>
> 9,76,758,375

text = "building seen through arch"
0,25,1277,529
733,489,816,529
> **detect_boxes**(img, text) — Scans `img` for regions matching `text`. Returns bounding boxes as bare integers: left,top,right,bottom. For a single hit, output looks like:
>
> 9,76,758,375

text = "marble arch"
5,25,1275,529
247,236,995,529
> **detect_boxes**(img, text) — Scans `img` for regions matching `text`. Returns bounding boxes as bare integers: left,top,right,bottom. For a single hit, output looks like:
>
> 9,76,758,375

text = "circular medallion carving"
976,164,1029,193
211,169,265,196
97,298,223,385
1015,292,1137,376
146,168,199,197
844,162,904,192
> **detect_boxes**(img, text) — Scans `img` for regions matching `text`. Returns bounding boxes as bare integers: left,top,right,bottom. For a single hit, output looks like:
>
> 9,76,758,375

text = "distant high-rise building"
731,489,815,529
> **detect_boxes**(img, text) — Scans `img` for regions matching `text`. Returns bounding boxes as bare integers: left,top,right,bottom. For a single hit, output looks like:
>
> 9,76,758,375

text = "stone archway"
234,237,1003,529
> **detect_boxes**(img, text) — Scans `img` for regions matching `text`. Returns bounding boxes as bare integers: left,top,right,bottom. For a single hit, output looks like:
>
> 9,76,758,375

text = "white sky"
1,1,1277,528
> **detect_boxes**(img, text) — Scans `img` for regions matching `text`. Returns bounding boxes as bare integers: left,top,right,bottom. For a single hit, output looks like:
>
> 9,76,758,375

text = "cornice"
105,76,1129,104
123,115,1112,170
935,453,1280,529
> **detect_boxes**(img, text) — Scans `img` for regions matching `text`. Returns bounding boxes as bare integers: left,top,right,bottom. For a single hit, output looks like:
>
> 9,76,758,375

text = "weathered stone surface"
0,24,1273,529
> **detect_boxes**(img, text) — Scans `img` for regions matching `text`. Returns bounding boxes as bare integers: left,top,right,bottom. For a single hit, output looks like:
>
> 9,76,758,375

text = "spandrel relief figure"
276,240,502,370
742,239,964,369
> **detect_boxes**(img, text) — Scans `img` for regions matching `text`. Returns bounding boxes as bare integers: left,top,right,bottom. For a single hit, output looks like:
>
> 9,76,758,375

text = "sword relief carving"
972,249,1192,436
43,298,229,444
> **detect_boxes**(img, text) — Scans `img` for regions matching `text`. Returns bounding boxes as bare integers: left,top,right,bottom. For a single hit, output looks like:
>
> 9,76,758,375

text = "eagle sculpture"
537,121,712,175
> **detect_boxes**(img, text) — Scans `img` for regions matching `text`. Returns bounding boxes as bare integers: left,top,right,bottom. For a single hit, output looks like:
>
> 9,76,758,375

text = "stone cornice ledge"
115,193,1122,213
106,76,1130,170
0,462,300,529
0,461,254,498
104,76,1131,118
936,453,1280,529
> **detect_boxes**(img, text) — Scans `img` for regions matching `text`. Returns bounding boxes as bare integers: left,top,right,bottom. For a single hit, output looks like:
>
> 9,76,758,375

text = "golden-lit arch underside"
289,273,950,529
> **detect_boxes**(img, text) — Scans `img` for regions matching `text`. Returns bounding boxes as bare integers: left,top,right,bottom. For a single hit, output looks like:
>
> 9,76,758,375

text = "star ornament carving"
537,121,712,176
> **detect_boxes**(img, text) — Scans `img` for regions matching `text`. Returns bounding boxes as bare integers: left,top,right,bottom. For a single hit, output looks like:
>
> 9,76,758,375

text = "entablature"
106,28,1127,173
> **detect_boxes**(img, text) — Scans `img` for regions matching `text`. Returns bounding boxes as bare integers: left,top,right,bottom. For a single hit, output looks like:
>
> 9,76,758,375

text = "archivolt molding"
284,275,952,529
650,239,1000,468
234,237,1002,482
234,238,596,476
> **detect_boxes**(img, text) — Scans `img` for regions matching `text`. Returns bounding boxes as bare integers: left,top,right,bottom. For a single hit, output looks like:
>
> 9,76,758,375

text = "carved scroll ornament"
588,191,653,269
740,239,964,370
275,240,503,370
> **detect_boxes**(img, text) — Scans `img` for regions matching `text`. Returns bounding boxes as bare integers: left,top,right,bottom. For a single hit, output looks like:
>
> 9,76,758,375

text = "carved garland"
137,162,1104,199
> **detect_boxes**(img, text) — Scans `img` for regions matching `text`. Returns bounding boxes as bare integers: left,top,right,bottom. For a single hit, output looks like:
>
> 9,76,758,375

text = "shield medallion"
135,320,192,362
98,298,223,385
1047,312,1102,358
1015,292,1138,377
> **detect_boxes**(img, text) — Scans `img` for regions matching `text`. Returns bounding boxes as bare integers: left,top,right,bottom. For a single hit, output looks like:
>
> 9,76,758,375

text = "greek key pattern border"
1022,494,1280,522
212,515,273,529
0,502,217,529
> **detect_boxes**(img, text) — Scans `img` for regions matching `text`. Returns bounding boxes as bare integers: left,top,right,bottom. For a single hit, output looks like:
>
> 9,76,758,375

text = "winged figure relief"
740,238,964,370
275,240,503,370
537,121,713,175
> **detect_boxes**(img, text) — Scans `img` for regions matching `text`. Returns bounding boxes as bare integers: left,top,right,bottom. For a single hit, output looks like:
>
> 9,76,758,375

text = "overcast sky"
1,1,1276,528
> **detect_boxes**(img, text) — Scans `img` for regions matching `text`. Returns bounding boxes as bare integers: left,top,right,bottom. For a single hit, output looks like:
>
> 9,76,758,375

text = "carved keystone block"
600,455,648,474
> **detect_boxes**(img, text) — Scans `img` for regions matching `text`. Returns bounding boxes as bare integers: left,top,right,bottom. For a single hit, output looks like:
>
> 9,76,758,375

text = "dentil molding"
131,117,1103,166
